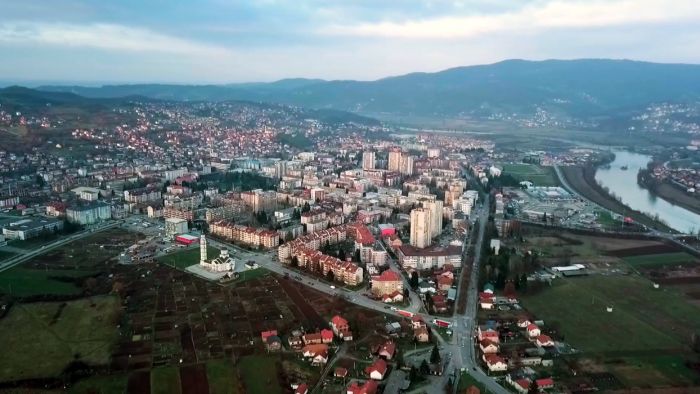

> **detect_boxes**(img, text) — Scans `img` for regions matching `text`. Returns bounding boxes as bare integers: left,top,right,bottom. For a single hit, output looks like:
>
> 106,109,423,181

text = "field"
157,246,220,269
205,360,242,394
0,296,121,381
502,163,559,186
151,366,182,394
522,275,700,354
69,374,128,394
238,356,282,394
622,252,699,268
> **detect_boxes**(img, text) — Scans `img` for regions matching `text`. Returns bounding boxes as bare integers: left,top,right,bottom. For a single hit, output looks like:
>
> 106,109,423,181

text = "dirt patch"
180,364,208,394
127,370,151,394
607,244,682,257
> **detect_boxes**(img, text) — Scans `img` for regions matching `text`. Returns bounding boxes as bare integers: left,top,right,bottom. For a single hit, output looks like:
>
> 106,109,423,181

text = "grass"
622,252,698,268
151,366,182,394
0,249,17,261
0,296,121,381
0,266,97,296
609,355,700,388
521,275,700,354
235,268,270,283
457,371,489,393
238,355,282,394
69,374,129,394
158,246,220,269
502,163,559,186
206,360,243,394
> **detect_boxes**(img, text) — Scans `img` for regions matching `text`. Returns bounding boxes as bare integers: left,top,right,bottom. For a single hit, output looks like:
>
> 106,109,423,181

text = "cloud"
0,22,232,57
326,0,700,39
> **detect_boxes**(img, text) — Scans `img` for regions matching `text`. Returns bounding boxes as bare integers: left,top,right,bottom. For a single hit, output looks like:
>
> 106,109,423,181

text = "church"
199,234,235,272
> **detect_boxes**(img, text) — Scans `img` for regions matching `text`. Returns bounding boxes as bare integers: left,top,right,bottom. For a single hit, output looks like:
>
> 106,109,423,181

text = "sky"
0,0,699,84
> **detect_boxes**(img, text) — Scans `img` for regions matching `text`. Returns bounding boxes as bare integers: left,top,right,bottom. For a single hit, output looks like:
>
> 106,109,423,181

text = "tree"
301,202,311,213
430,344,441,364
395,350,405,369
353,249,361,263
409,366,418,382
35,174,45,188
419,359,430,375
291,256,299,267
292,209,301,220
409,272,419,288
528,379,539,394
504,281,517,299
326,270,335,283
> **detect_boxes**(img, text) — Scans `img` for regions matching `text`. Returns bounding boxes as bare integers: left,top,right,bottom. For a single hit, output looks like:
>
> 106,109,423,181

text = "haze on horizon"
1,0,699,84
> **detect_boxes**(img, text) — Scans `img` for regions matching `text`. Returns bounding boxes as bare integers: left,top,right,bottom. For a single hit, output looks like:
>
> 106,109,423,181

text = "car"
330,285,336,289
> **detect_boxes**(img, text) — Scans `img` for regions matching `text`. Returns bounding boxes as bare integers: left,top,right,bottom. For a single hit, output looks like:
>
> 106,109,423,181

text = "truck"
397,310,414,318
432,319,453,328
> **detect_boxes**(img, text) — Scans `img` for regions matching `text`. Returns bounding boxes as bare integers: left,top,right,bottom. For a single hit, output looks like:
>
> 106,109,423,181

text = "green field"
502,163,559,186
151,366,182,394
622,252,698,268
158,246,220,269
521,275,700,354
0,266,97,296
0,296,121,381
69,374,128,394
235,268,270,283
238,356,282,394
207,360,243,394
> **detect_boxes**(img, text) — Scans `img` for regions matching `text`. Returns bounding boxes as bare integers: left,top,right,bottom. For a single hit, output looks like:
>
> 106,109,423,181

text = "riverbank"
638,176,700,216
559,165,676,233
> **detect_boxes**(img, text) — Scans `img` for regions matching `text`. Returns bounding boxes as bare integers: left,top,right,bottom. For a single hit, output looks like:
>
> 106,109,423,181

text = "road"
0,220,121,274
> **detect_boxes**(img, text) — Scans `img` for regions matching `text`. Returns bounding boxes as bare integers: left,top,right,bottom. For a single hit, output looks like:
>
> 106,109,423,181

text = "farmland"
501,163,559,186
622,252,698,268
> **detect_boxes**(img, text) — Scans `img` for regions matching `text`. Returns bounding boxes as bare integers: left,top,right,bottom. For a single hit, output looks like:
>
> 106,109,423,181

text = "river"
594,150,700,233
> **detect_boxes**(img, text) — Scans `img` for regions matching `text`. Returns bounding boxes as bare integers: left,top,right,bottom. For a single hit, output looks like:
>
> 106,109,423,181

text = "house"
536,335,554,347
414,326,430,343
526,324,541,338
365,359,388,380
432,294,448,313
303,332,323,345
302,344,329,365
334,367,348,379
266,336,282,351
411,315,426,329
479,292,495,310
377,341,396,360
347,380,378,394
294,383,309,394
477,327,500,343
321,329,334,344
483,283,495,294
479,339,499,354
536,378,554,390
261,330,278,343
483,354,508,372
382,290,404,303
288,335,303,349
331,315,353,341
517,318,531,328
436,275,453,291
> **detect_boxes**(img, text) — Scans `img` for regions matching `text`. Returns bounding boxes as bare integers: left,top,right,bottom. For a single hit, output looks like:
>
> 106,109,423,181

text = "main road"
0,220,121,274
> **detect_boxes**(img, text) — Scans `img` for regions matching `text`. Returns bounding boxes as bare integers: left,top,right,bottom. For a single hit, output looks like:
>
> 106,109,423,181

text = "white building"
424,200,443,237
165,217,188,238
199,235,234,272
410,207,432,248
362,150,376,170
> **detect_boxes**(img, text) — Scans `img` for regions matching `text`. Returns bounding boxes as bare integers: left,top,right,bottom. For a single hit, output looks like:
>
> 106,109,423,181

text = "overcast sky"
1,0,699,84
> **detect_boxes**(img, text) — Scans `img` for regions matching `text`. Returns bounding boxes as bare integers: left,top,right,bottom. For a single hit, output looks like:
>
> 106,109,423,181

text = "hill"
38,59,700,126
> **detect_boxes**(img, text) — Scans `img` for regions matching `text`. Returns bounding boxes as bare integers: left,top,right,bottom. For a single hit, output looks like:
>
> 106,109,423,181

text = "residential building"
371,270,403,298
410,207,432,248
362,150,376,170
66,201,111,225
164,217,188,238
2,217,63,240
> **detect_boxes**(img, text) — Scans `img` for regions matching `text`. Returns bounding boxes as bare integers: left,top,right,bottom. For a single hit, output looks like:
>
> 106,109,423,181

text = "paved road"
0,221,121,274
